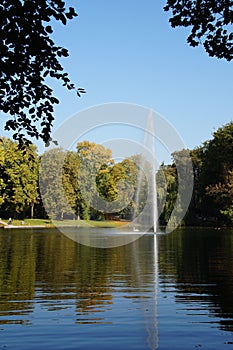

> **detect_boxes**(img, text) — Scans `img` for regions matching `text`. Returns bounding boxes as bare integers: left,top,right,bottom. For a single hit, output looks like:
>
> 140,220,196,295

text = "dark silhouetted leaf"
1,1,84,147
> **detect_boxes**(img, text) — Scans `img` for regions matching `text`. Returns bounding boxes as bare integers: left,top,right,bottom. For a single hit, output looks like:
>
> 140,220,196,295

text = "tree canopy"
0,137,39,217
164,0,233,61
0,121,233,227
0,0,85,146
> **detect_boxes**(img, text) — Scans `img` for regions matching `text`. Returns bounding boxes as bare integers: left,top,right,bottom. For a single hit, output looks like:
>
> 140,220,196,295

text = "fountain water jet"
133,111,158,233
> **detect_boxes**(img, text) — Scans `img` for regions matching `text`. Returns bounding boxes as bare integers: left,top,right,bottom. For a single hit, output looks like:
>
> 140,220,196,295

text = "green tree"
158,163,178,225
39,148,73,220
206,170,233,222
0,143,6,206
164,0,233,61
1,0,85,145
109,156,140,220
199,122,233,222
185,146,206,224
0,138,39,218
62,150,80,218
128,155,149,219
158,150,194,228
76,141,113,220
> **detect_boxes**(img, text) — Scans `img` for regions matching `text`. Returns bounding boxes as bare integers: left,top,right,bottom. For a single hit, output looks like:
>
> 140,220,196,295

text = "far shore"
0,219,130,230
0,219,232,231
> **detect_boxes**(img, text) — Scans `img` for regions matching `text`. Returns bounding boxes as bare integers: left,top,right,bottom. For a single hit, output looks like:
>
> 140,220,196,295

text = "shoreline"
1,224,233,231
0,219,131,230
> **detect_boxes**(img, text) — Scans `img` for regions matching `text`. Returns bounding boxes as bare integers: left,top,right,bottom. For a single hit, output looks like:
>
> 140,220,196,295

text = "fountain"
145,112,158,233
132,111,158,233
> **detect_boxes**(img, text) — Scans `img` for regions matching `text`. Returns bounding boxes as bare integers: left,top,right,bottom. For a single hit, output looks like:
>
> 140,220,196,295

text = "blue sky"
49,0,233,159
2,0,233,163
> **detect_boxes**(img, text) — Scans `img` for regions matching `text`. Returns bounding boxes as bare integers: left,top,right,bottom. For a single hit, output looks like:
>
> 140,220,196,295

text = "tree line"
160,122,233,227
0,121,232,227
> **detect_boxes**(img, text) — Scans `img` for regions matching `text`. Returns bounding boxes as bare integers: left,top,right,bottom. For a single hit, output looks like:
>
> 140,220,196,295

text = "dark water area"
0,228,233,349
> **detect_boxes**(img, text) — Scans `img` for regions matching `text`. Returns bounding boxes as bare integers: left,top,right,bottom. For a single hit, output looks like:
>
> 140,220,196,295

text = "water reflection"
0,228,233,349
0,230,155,325
158,228,233,333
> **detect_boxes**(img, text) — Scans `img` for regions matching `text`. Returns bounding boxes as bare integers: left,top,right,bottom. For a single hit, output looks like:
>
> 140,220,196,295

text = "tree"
201,122,233,223
206,170,233,222
158,163,178,225
175,122,233,225
164,0,233,61
0,144,6,206
62,150,80,217
39,148,73,220
1,0,85,146
0,138,39,218
76,141,114,220
186,146,205,223
106,156,140,220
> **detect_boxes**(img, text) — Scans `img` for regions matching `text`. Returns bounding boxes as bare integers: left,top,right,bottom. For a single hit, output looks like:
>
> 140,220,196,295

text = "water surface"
0,228,233,349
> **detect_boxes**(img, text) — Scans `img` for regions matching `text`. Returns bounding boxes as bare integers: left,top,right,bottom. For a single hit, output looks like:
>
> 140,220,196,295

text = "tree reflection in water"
0,228,233,348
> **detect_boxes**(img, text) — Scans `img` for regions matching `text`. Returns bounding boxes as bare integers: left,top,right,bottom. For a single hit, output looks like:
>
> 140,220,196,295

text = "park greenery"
0,121,232,227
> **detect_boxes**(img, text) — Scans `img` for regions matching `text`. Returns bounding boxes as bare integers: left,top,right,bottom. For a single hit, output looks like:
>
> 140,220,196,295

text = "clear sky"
3,0,233,162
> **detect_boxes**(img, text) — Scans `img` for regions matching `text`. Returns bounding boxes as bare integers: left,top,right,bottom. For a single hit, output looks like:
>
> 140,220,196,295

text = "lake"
0,227,233,349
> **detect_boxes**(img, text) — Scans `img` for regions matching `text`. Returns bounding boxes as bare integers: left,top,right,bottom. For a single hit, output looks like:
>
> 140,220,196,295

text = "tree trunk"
31,204,34,219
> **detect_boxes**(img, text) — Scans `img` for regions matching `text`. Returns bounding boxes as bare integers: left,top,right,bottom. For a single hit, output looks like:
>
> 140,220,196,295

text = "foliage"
76,141,114,219
62,150,80,214
112,156,141,220
0,147,6,206
0,138,39,217
1,121,233,227
0,0,85,146
183,122,233,225
164,0,233,61
206,170,233,221
157,163,178,225
158,123,233,227
199,122,233,222
39,148,74,220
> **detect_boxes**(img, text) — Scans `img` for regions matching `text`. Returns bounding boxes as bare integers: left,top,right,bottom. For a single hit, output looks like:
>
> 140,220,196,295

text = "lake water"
0,228,233,349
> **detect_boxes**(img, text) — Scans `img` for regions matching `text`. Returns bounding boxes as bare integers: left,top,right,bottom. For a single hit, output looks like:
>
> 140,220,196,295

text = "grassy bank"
0,218,129,228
